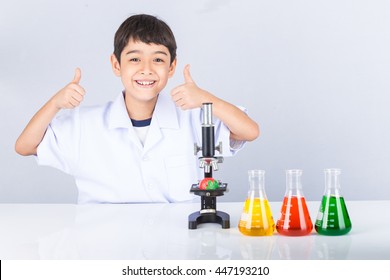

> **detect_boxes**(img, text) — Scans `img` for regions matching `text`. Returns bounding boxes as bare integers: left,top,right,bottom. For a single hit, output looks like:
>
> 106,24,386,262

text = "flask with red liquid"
276,169,313,236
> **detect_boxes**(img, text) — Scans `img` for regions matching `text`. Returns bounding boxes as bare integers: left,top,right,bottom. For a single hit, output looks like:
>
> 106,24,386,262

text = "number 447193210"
214,266,269,276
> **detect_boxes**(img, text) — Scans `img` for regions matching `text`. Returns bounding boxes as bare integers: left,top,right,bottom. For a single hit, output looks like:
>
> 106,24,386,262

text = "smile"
135,80,156,86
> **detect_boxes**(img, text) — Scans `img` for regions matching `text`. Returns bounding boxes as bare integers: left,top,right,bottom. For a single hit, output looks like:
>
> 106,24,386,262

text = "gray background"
1,0,389,203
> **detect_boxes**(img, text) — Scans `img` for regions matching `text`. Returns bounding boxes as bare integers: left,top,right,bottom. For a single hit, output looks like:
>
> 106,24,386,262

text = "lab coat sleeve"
214,105,247,157
35,109,81,175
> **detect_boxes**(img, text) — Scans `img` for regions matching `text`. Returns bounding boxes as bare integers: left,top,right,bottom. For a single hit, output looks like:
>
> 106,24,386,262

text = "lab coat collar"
153,92,180,130
107,92,131,129
107,92,179,130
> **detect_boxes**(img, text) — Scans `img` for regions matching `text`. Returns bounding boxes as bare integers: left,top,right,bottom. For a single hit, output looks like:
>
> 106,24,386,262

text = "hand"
51,68,86,109
170,64,212,110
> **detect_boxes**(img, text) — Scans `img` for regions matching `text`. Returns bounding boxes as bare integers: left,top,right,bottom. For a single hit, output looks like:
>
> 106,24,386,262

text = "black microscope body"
188,103,230,229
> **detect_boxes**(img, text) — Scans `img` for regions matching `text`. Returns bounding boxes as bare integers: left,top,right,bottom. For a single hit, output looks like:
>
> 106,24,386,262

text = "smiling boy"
15,14,259,203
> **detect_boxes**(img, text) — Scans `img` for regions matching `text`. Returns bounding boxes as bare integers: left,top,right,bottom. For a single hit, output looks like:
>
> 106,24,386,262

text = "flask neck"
285,169,304,196
248,170,266,199
324,168,342,196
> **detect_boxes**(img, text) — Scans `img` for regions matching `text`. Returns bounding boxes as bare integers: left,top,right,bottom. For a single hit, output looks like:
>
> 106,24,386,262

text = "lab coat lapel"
142,94,179,154
108,93,144,151
142,119,162,154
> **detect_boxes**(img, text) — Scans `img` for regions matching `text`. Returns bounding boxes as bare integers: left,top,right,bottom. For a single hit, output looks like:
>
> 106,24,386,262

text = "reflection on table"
0,201,388,260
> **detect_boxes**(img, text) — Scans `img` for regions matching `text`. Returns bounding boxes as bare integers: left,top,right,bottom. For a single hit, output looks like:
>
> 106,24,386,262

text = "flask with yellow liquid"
238,170,275,236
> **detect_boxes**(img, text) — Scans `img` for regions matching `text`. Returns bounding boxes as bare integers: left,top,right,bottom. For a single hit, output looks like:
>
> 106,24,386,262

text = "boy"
15,14,259,204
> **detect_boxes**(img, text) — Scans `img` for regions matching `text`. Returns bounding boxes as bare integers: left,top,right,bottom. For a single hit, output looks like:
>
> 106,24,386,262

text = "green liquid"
315,195,352,236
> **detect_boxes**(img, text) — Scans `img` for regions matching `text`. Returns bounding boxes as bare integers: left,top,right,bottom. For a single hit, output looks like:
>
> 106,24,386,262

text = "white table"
0,201,388,259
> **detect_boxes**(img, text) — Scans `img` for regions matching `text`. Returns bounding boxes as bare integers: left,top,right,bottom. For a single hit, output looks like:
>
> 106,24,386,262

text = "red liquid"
276,196,313,236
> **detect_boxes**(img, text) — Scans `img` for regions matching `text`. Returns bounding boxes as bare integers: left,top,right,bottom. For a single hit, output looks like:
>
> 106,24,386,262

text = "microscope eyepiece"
202,103,213,126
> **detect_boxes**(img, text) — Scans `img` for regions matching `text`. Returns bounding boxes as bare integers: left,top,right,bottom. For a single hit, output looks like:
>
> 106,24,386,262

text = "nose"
140,61,153,75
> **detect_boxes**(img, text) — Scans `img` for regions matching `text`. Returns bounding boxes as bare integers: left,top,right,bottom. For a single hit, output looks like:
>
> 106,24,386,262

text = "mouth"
135,80,156,87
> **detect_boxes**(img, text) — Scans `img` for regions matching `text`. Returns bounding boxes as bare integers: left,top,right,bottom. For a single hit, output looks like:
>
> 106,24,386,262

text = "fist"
53,68,86,109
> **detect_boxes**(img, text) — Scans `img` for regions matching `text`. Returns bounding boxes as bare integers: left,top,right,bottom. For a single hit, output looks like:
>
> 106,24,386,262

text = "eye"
154,58,164,63
130,58,140,62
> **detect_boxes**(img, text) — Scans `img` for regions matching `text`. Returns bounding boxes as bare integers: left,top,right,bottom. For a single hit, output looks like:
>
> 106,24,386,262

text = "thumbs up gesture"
171,64,213,110
52,68,86,109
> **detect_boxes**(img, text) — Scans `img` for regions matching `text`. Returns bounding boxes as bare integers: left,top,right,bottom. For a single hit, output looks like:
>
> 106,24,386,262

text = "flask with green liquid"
315,168,352,236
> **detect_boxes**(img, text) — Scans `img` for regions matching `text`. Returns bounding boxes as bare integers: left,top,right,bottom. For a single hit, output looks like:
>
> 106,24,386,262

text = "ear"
168,58,177,78
110,54,121,77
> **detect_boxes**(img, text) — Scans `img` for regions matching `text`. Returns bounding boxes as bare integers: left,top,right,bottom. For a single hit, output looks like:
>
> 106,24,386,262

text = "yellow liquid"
238,198,275,236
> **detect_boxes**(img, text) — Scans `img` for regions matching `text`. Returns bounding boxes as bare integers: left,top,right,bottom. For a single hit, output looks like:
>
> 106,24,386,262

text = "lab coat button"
143,156,151,161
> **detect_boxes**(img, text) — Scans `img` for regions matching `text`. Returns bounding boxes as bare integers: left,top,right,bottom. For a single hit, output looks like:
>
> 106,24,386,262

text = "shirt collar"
107,92,179,130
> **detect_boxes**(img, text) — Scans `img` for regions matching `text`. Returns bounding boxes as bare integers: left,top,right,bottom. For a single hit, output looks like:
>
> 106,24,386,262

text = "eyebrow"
125,50,168,56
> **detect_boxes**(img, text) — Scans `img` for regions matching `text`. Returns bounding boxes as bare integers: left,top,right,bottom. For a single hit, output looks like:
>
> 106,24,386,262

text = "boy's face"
111,39,176,104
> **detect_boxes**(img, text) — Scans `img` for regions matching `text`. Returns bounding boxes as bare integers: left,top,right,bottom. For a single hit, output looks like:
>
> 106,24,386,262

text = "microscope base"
188,210,230,229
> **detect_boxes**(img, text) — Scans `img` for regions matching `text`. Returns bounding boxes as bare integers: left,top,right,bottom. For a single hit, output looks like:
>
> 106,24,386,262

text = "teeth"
137,80,155,85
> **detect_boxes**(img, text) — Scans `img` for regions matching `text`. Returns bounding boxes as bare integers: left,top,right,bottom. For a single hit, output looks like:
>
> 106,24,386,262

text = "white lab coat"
36,92,245,204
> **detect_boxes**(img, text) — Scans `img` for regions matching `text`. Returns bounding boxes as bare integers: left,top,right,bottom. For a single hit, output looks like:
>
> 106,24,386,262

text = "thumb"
71,67,82,84
183,64,194,83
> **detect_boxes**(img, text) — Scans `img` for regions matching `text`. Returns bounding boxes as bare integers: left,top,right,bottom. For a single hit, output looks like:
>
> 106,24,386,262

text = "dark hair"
113,14,177,64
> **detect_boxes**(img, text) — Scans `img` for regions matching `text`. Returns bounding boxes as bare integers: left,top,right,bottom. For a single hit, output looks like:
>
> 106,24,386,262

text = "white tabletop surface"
0,200,389,260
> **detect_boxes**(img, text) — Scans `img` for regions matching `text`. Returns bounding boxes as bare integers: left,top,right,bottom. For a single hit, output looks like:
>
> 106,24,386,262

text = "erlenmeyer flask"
315,168,352,235
276,169,313,236
238,170,275,236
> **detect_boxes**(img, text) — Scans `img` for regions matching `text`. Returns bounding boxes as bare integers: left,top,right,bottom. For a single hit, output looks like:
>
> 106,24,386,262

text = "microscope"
188,103,230,229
